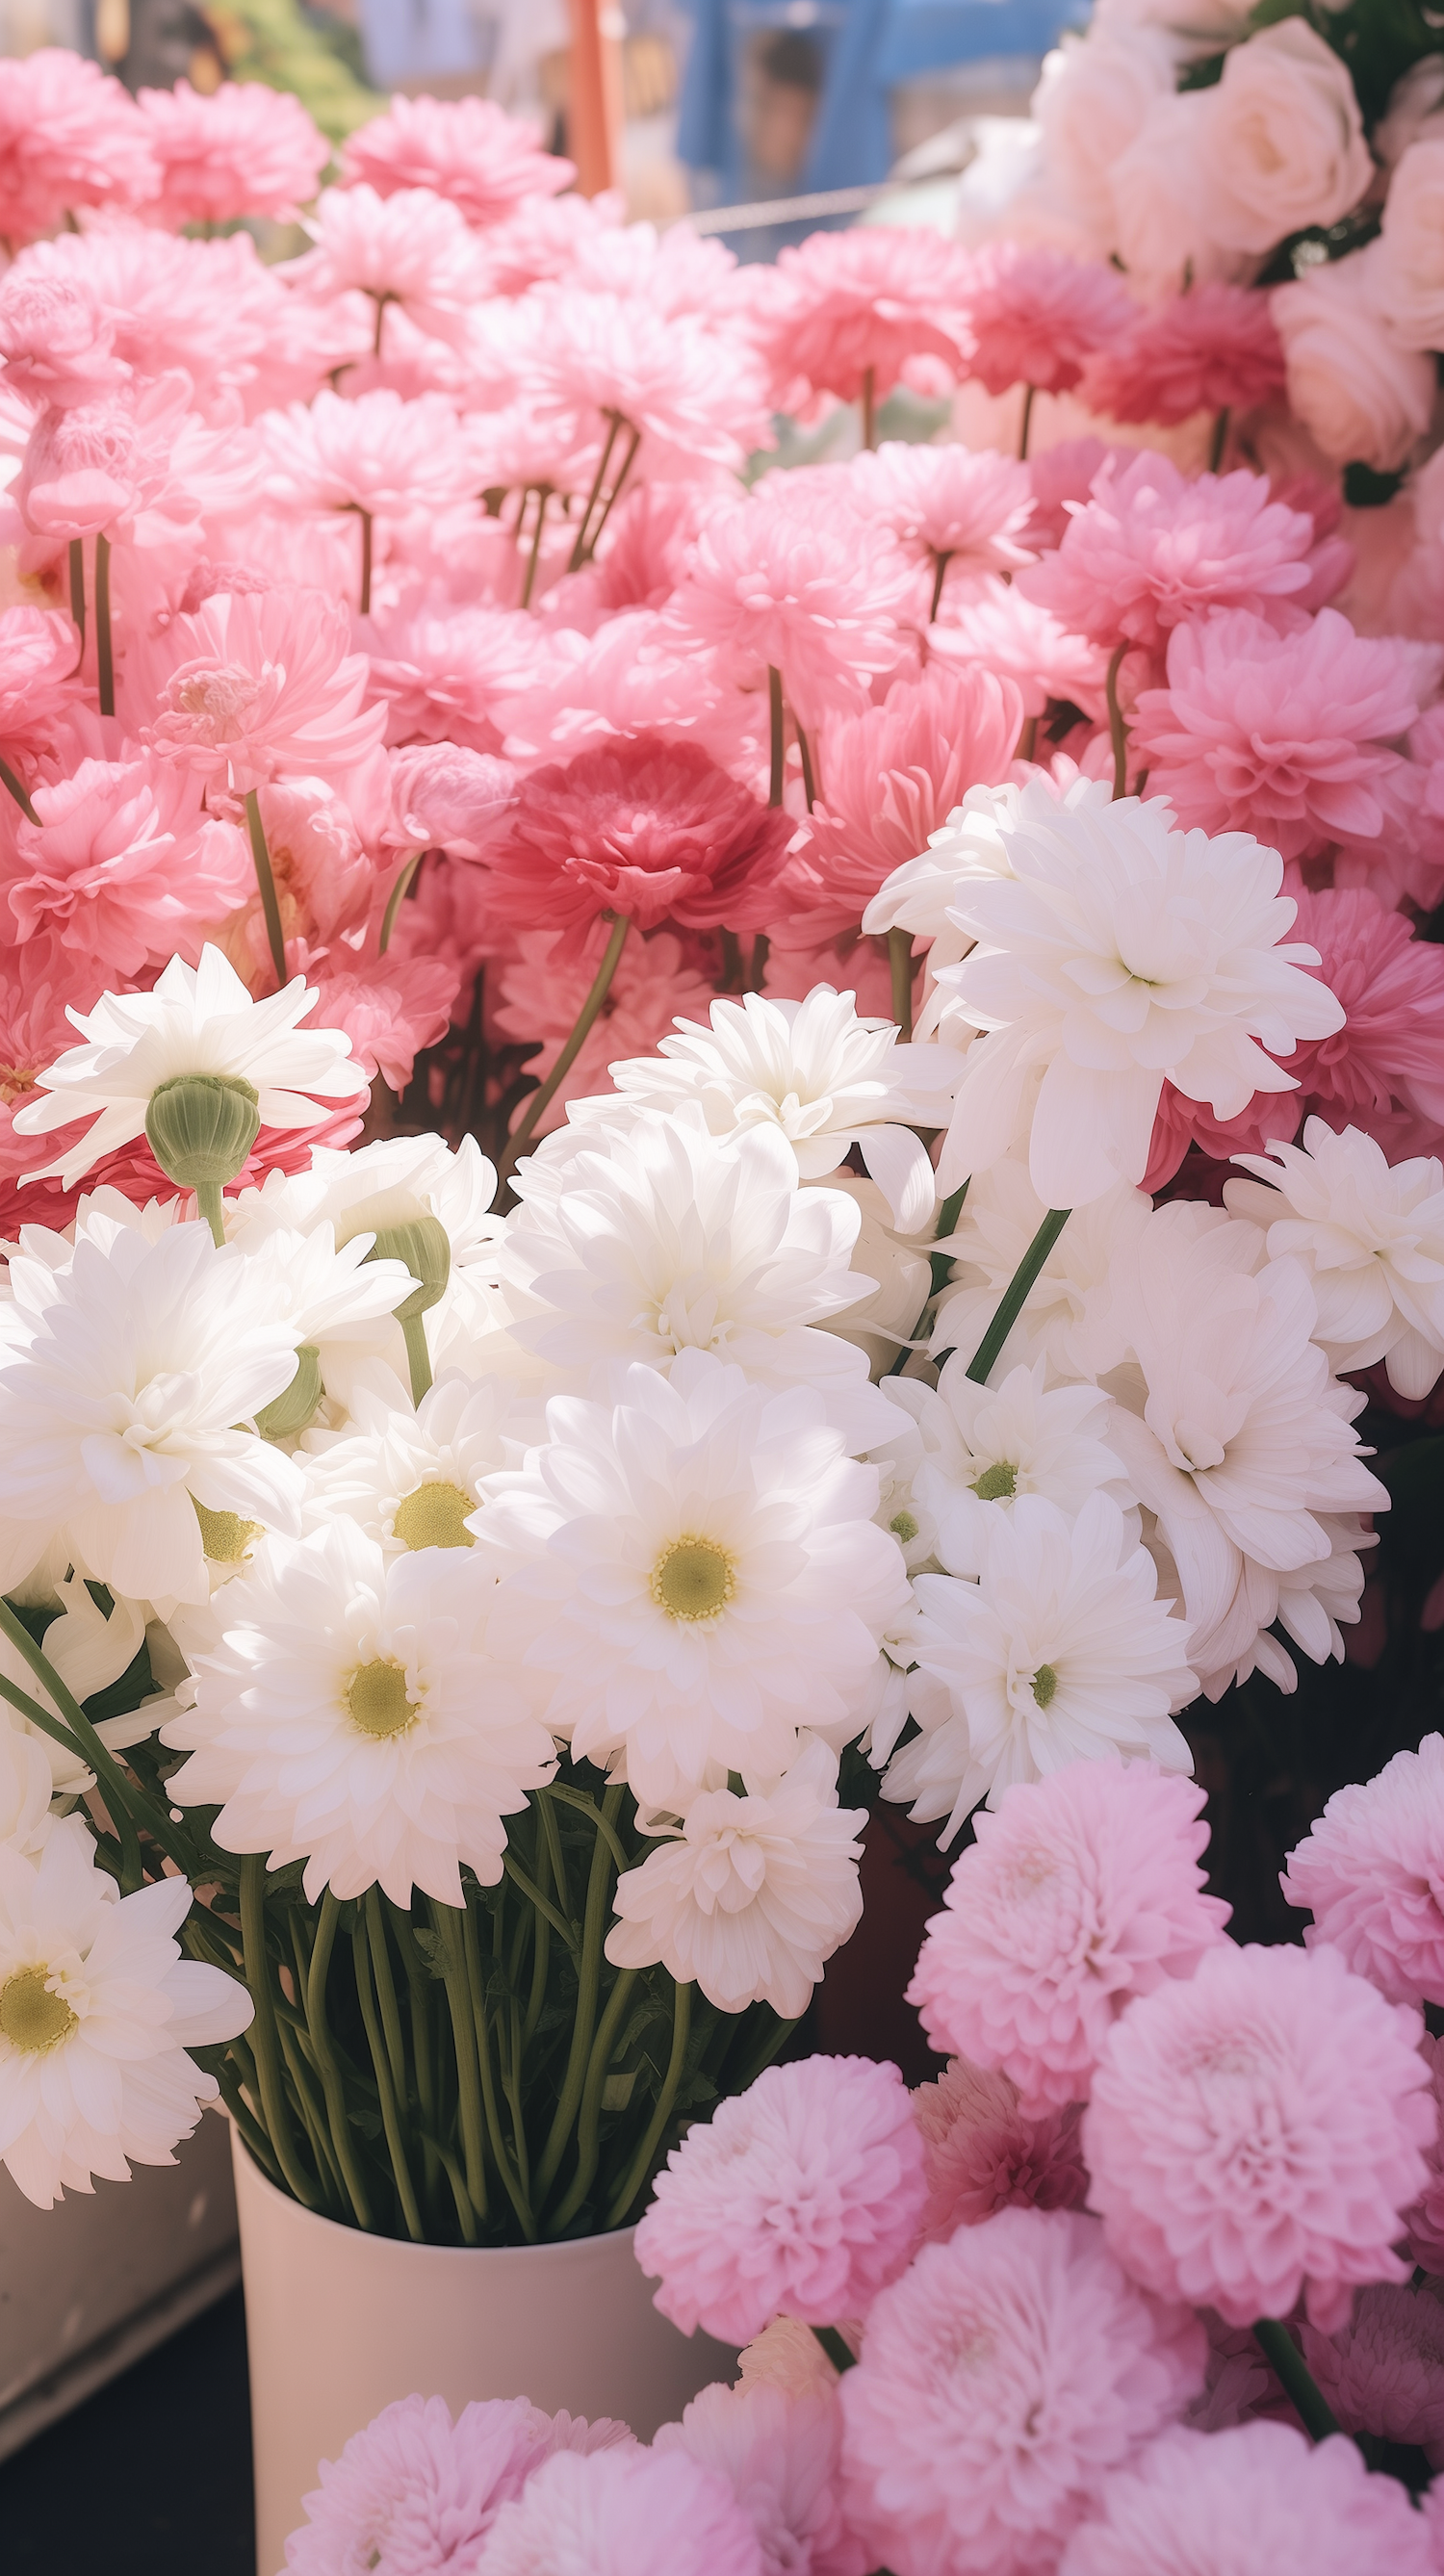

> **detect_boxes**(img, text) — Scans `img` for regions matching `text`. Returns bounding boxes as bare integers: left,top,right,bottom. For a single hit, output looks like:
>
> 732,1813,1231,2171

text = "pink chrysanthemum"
364,598,545,755
1405,2034,1444,2277
959,244,1136,399
1057,2420,1436,2576
0,605,84,759
1301,2279,1444,2463
140,586,388,796
0,269,127,410
282,185,483,351
0,50,156,244
137,78,328,227
1274,887,1444,1148
479,2444,763,2576
481,734,794,946
908,1766,1231,2118
0,751,252,976
1083,1941,1435,2332
1018,454,1322,656
750,227,976,410
263,388,476,524
912,2057,1087,2243
299,945,459,1094
1079,283,1287,429
840,2207,1204,2576
781,662,1023,936
668,493,916,732
634,2056,927,2347
842,441,1035,580
1281,1734,1444,2007
342,94,573,227
523,284,771,477
656,2381,864,2576
285,2392,631,2576
495,926,713,1134
1131,608,1431,861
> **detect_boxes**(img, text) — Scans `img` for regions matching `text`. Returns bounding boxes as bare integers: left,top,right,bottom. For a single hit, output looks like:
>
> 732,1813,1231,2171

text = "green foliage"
1176,0,1444,131
204,0,383,145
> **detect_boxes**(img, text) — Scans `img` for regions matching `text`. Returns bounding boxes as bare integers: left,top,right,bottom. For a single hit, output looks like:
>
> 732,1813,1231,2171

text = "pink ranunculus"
634,2055,927,2346
913,2057,1087,2242
909,1765,1231,2118
1079,282,1287,429
383,741,516,861
840,2206,1205,2576
1281,1733,1444,2008
960,243,1137,399
1058,2419,1437,2576
481,2445,763,2576
0,751,253,976
482,734,796,946
137,78,328,228
140,586,388,796
780,662,1024,937
1131,606,1434,861
495,925,714,1135
343,93,573,227
1018,452,1325,657
748,226,977,412
1083,1940,1436,2333
668,492,916,733
0,50,156,245
1276,886,1444,1148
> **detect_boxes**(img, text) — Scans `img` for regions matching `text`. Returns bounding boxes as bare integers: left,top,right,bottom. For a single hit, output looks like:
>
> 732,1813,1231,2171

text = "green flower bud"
364,1216,451,1323
145,1074,261,1193
255,1344,322,1442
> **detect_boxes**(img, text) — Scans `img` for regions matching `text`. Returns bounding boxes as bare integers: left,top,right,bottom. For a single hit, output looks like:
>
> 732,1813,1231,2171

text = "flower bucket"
230,2129,735,2576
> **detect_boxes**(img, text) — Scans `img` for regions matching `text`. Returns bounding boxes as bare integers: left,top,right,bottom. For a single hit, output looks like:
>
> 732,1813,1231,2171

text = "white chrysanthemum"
0,1828,251,2207
163,1518,557,1906
606,1737,864,2018
478,1352,914,1810
1101,1202,1388,1676
594,987,966,1234
1193,1512,1374,1703
0,1574,168,1795
931,780,1345,1208
302,1368,528,1555
0,1724,58,1857
911,1358,1135,1579
11,945,368,1189
806,1176,934,1378
1225,1120,1444,1402
887,1491,1197,1837
0,1220,304,1610
930,1157,1152,1383
863,781,1020,1043
503,1108,905,1450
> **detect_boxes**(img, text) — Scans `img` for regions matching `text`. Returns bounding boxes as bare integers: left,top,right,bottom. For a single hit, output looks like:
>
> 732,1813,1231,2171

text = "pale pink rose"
1206,20,1372,257
0,49,156,244
1377,138,1444,353
342,93,573,227
912,2057,1087,2241
1110,92,1232,299
137,78,328,228
1058,2420,1437,2576
1273,245,1436,474
1031,27,1180,253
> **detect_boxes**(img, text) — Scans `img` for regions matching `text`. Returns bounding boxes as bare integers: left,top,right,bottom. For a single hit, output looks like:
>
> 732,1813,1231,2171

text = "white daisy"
593,986,966,1233
1225,1119,1444,1402
606,1737,866,2020
931,779,1345,1209
11,945,367,1190
163,1518,557,1906
301,1367,529,1555
911,1358,1136,1578
862,780,1021,1043
0,1220,304,1610
886,1491,1197,1838
478,1351,914,1811
0,1828,251,2208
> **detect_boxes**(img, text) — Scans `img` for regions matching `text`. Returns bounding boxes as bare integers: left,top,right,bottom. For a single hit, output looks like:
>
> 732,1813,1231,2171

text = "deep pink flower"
481,2445,763,2576
342,94,573,228
840,2207,1204,2576
1276,886,1444,1146
1301,2280,1444,2464
1281,1733,1444,2007
1143,1078,1303,1196
668,493,916,732
1058,2420,1436,2576
1019,454,1323,657
913,2057,1087,2242
482,734,795,945
1083,1941,1435,2332
140,587,388,795
780,663,1024,937
1132,609,1431,861
0,50,156,245
1079,283,1287,428
750,227,976,410
634,2055,927,2346
960,245,1136,399
909,1766,1231,2118
0,751,252,975
137,78,328,228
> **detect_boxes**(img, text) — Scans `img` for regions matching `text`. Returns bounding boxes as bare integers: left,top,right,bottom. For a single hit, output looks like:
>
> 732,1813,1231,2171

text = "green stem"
389,1897,440,2202
355,507,373,616
244,786,287,987
239,1856,319,2209
431,1898,488,2224
929,549,953,623
94,531,114,718
606,1974,691,2227
888,926,914,1039
400,1310,432,1405
1018,381,1037,462
965,1207,1070,1384
1252,2320,1341,2444
0,754,38,824
352,1911,423,2241
1018,713,1038,765
584,424,640,560
503,1851,579,1951
304,1891,373,2229
378,850,421,955
795,721,816,813
523,1845,552,2051
540,1781,632,1875
1208,404,1230,475
521,487,550,610
497,913,632,1185
536,1787,623,2206
748,933,769,991
0,1663,144,1895
194,1178,225,1249
1106,642,1130,803
861,364,877,451
0,1598,187,1887
552,1967,637,2231
462,1903,534,2238
767,665,785,808
68,538,85,653
568,411,622,572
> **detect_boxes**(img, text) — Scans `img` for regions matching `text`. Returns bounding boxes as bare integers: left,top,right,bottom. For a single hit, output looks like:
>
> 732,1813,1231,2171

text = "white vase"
230,2129,735,2576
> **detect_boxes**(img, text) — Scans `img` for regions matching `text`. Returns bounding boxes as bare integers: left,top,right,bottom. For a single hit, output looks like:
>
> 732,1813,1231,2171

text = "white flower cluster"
0,776,1427,2197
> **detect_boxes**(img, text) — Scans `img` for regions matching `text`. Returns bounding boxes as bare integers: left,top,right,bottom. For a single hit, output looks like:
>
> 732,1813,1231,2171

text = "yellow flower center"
391,1481,475,1552
890,1510,919,1542
651,1536,735,1623
0,1966,77,2054
974,1461,1019,1502
1032,1664,1059,1710
193,1498,262,1563
346,1658,418,1739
